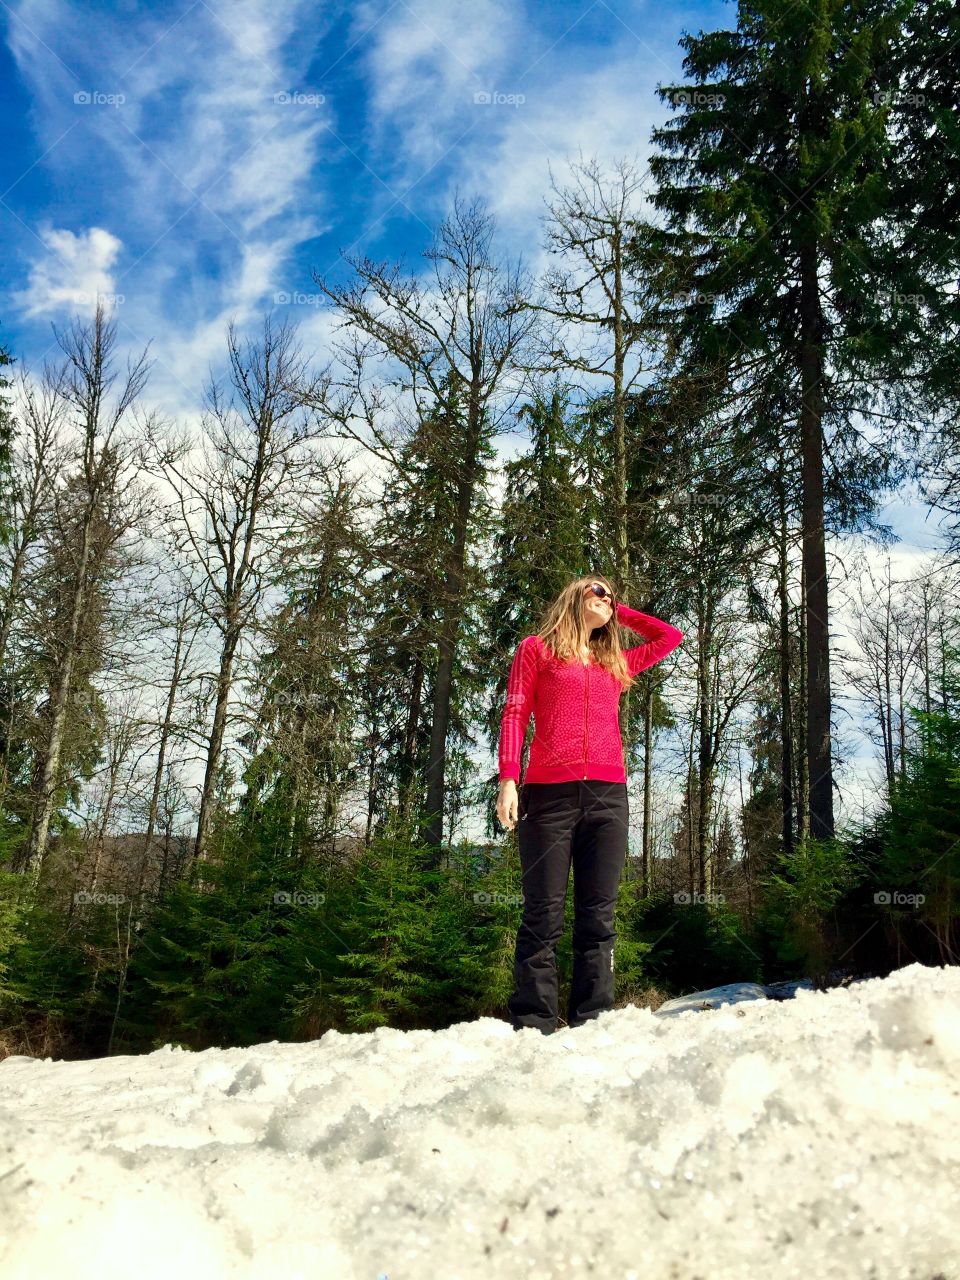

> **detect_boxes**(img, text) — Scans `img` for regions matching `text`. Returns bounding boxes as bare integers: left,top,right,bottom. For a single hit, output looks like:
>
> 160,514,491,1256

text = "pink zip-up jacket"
497,603,683,784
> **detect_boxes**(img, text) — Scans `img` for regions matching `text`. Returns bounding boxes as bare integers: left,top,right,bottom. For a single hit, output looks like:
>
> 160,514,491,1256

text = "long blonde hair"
536,574,637,693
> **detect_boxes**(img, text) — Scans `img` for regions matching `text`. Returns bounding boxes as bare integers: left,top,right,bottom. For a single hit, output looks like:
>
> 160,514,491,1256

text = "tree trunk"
0,535,29,808
422,434,482,856
143,611,192,868
695,589,715,897
642,683,653,894
106,900,134,1056
799,239,835,839
193,620,240,864
24,518,93,872
776,467,795,857
399,658,424,823
89,755,121,897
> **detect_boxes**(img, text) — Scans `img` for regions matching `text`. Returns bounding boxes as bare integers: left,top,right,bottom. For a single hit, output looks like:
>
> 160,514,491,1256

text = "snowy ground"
1,962,959,1280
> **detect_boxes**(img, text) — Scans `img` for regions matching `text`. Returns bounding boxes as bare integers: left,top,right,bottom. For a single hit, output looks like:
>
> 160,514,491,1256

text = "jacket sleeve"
616,603,684,677
497,635,539,783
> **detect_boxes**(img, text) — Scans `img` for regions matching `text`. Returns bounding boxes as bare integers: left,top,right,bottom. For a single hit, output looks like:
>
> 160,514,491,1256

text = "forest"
0,0,958,1058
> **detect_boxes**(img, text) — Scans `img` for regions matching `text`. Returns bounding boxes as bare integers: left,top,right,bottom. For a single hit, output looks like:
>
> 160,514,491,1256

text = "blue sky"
0,0,730,413
0,0,948,580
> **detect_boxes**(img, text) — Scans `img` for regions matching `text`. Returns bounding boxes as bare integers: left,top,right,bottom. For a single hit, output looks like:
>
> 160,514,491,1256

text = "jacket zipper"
582,662,589,778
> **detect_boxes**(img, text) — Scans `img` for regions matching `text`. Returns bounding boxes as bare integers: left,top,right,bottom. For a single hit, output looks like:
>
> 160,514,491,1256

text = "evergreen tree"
641,0,916,839
886,0,960,543
482,380,587,825
237,456,367,853
877,641,960,964
314,195,540,858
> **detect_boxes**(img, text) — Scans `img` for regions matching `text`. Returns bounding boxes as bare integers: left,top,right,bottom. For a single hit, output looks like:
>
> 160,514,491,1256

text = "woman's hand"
497,779,519,830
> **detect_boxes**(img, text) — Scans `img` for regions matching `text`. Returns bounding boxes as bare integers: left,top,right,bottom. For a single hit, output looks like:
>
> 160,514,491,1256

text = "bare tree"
81,688,148,896
136,576,208,870
841,553,947,796
145,314,331,864
527,153,659,594
0,365,72,808
23,303,153,873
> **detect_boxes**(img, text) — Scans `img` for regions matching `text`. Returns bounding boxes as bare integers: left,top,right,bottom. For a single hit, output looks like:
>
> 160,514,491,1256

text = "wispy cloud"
457,52,664,250
4,0,336,405
358,0,519,170
356,0,677,271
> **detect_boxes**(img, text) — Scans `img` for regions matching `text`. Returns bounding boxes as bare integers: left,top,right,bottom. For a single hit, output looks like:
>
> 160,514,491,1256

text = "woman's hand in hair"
497,779,519,830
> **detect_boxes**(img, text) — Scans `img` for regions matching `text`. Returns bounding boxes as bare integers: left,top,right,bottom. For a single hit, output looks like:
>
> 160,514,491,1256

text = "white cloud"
12,223,124,317
6,0,334,392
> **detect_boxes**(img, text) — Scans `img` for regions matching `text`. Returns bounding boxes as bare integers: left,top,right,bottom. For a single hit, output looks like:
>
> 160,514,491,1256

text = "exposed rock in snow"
1,961,958,1280
655,981,769,1015
656,973,871,1013
763,978,817,1000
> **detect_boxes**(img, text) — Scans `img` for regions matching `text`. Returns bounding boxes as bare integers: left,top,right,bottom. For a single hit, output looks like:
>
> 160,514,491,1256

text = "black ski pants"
508,780,629,1034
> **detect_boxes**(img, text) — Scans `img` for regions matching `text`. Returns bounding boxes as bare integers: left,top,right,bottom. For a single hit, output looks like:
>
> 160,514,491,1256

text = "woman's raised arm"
615,603,683,677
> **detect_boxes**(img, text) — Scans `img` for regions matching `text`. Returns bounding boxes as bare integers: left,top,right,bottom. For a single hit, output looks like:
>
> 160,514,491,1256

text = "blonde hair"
536,574,636,693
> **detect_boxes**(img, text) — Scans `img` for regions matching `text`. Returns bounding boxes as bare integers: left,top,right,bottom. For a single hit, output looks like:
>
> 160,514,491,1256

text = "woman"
496,576,683,1034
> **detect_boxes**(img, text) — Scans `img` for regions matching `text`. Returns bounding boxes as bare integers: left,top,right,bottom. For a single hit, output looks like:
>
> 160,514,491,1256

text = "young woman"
496,576,683,1033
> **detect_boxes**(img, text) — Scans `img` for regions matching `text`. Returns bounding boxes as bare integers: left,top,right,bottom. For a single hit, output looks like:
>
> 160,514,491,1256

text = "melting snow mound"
1,961,959,1280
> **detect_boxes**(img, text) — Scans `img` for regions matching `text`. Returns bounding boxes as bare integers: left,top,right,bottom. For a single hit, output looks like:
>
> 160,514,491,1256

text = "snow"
1,961,959,1280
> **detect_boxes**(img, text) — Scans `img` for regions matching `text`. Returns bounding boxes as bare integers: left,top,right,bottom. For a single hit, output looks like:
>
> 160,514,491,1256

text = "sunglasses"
585,582,615,606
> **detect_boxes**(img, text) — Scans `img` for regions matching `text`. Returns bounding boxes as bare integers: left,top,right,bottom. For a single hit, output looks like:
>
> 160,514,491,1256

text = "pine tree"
238,456,368,853
483,381,587,821
313,195,540,858
641,0,917,839
878,641,960,965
